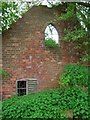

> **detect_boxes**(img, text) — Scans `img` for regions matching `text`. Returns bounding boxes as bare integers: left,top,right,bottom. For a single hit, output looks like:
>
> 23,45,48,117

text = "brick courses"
2,6,79,99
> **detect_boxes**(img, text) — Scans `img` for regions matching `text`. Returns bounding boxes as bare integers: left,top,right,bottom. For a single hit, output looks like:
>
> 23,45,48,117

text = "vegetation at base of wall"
3,85,89,119
0,101,2,119
45,38,59,48
0,68,10,80
58,64,88,87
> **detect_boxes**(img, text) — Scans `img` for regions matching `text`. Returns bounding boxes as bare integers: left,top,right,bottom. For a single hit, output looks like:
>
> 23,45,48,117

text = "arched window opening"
44,24,59,48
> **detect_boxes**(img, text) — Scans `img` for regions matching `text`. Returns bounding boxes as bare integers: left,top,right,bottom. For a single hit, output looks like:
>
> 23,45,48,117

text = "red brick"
2,6,80,99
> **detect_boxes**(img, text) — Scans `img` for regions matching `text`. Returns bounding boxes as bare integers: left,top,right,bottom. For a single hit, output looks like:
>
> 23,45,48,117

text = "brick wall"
2,6,79,99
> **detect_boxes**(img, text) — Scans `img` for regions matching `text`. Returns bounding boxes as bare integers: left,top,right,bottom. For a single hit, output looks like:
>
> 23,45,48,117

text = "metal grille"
27,79,37,93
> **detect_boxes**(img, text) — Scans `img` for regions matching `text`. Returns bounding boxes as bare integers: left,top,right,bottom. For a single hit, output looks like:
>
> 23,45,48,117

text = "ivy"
58,64,88,87
63,27,87,42
63,27,89,62
80,52,90,62
0,68,11,80
2,87,89,119
2,2,19,31
58,3,76,20
2,64,89,119
2,2,30,32
58,3,89,62
45,38,59,48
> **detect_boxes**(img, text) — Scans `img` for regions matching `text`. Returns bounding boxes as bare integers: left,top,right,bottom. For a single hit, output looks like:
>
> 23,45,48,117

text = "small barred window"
16,79,37,96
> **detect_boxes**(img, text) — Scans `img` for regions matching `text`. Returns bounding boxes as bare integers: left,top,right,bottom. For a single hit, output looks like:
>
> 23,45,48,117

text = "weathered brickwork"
2,6,79,99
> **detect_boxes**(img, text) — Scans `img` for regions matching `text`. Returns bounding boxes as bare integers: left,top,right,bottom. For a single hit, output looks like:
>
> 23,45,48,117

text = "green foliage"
2,2,30,32
63,27,89,62
0,68,10,80
45,38,59,48
58,2,89,62
80,51,90,62
0,101,2,119
2,87,89,119
76,3,90,32
63,27,87,42
59,3,76,20
2,2,19,31
59,2,90,32
59,64,88,87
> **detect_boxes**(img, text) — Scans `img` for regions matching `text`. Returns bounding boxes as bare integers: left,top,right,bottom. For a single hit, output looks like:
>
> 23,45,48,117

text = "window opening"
16,79,37,96
17,81,26,96
45,24,59,44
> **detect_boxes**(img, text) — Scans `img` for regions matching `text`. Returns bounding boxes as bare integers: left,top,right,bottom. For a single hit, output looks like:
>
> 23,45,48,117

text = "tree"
2,1,89,62
57,2,90,62
2,1,30,32
1,0,43,32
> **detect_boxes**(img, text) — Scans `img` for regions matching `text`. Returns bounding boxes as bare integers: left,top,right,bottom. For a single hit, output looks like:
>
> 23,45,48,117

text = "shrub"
2,87,89,119
45,38,59,48
0,68,10,80
58,64,88,87
0,101,2,118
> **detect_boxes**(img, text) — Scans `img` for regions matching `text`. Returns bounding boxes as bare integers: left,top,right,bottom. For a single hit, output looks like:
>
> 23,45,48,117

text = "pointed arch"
44,23,59,44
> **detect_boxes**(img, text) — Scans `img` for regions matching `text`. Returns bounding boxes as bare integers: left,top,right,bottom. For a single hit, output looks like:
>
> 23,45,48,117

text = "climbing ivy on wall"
58,64,88,87
0,68,11,80
2,1,90,62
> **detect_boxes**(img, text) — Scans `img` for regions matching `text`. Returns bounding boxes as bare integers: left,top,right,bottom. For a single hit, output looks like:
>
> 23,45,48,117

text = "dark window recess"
17,79,37,96
17,89,26,96
17,81,26,88
17,81,26,96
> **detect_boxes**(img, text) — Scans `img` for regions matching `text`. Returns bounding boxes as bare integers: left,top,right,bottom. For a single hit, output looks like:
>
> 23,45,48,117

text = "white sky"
3,0,87,2
45,24,59,43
